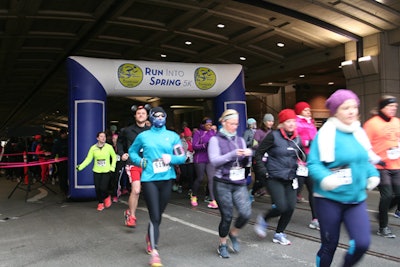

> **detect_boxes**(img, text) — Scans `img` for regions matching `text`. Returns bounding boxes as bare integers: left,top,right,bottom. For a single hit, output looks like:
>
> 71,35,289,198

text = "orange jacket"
363,116,400,169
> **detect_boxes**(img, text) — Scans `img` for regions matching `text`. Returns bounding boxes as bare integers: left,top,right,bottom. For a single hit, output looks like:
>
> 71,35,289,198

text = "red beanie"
278,109,297,123
183,127,192,137
294,102,310,115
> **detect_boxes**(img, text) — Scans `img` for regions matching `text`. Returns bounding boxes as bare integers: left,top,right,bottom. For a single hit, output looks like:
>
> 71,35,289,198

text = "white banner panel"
70,56,243,97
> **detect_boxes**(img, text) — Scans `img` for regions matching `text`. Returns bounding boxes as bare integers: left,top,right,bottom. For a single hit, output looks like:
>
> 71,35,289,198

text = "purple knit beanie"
326,89,360,115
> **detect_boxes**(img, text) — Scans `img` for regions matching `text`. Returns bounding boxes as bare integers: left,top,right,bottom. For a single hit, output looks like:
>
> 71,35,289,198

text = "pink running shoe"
207,200,218,209
97,203,105,211
124,209,136,228
149,250,163,267
190,196,198,207
104,195,112,208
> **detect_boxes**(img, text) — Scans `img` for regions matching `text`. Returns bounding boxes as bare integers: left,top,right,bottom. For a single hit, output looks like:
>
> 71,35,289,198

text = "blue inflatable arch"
67,56,247,199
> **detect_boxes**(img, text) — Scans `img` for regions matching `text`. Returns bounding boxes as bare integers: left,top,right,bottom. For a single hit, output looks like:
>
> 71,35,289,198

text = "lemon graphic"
118,63,143,88
194,67,216,90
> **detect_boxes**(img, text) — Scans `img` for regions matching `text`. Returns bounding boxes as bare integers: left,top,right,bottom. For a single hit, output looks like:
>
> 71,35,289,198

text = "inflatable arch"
67,56,247,199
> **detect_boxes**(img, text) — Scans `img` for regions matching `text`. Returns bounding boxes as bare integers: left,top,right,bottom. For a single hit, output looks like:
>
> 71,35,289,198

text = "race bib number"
229,167,245,181
332,168,352,185
387,147,400,160
152,159,170,173
96,159,106,167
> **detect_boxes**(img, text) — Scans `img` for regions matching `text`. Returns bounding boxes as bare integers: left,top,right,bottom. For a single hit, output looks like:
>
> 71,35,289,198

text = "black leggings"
93,172,111,203
297,176,317,219
142,179,173,250
264,178,296,233
378,169,400,228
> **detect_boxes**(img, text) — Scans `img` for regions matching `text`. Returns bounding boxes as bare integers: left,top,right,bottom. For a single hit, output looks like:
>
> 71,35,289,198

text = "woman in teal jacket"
129,107,186,267
77,131,116,211
307,90,380,267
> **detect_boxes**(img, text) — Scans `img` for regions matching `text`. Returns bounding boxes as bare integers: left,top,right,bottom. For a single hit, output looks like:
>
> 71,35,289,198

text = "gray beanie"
263,113,274,122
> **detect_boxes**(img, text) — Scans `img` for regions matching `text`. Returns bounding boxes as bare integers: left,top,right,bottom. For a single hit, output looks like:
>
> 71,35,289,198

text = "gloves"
140,158,147,169
162,154,171,164
367,176,380,191
320,174,343,191
377,160,386,167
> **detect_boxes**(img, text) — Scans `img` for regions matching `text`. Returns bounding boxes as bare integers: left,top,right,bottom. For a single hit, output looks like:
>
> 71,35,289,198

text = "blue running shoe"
394,209,400,218
217,244,230,258
254,214,268,238
273,232,292,245
228,233,240,253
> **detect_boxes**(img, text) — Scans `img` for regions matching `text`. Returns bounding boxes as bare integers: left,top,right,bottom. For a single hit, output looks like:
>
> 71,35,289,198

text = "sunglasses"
153,112,165,118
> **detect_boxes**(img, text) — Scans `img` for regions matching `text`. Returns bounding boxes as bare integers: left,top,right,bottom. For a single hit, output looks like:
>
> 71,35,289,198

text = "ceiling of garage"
1,0,400,137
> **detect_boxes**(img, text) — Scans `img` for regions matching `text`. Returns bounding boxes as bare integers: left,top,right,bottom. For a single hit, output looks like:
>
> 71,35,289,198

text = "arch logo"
118,63,143,88
194,67,216,90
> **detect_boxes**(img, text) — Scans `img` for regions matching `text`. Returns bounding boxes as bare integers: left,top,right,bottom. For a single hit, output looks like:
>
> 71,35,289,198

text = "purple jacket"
192,127,216,163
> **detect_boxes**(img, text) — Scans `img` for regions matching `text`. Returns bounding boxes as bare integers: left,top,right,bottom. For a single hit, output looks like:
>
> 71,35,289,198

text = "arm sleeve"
77,146,94,170
128,136,143,166
208,136,237,167
254,133,274,178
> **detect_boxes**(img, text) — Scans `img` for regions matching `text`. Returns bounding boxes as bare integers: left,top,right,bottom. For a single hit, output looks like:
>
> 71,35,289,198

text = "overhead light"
110,120,119,123
299,74,305,78
358,55,372,62
160,54,167,58
341,60,354,66
358,55,378,75
340,60,358,78
185,41,192,45
217,23,225,28
328,82,334,85
277,42,285,47
239,56,246,61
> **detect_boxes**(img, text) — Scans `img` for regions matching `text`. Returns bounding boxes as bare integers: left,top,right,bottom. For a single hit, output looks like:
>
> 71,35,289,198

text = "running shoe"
207,200,218,209
104,195,112,208
177,185,183,194
112,196,118,203
217,244,230,258
309,219,320,230
228,233,240,253
190,196,198,207
273,232,292,245
377,227,396,238
149,250,163,267
254,214,268,238
124,209,136,228
145,234,152,254
204,195,211,203
394,209,400,218
97,203,105,211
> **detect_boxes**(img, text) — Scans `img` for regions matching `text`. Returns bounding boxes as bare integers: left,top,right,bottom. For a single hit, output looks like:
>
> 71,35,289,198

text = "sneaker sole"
272,239,291,245
309,224,320,230
377,232,396,238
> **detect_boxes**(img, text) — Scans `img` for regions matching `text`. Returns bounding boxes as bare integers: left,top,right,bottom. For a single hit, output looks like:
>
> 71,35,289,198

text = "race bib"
387,147,400,160
229,167,245,181
96,159,106,167
152,158,170,173
296,164,308,177
332,168,352,185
